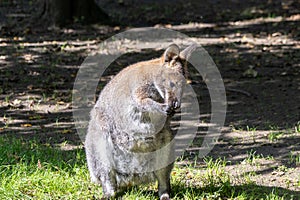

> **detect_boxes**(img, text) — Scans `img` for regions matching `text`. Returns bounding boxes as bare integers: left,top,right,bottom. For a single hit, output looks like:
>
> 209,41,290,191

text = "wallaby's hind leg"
85,138,118,198
85,151,101,184
99,169,117,198
87,153,117,198
155,164,173,200
85,108,118,198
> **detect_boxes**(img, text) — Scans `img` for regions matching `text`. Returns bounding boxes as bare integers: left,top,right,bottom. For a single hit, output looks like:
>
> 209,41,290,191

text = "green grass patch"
0,135,101,199
0,135,298,199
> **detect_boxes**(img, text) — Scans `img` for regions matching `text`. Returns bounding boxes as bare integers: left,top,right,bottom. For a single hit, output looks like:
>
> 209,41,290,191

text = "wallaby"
85,43,196,199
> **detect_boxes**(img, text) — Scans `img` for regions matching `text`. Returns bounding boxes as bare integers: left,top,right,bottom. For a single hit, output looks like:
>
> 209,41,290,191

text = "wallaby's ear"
162,44,180,63
179,43,197,60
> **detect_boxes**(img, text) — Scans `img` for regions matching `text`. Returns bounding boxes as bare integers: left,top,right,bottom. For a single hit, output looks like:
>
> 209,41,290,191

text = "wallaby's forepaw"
160,193,170,200
160,103,175,116
165,98,180,116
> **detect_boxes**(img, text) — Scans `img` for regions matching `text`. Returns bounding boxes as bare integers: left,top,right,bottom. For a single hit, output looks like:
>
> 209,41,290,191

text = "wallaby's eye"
170,82,175,88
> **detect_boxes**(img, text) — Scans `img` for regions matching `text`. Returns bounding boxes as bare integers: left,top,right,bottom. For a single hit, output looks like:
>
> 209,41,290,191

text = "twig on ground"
226,88,251,97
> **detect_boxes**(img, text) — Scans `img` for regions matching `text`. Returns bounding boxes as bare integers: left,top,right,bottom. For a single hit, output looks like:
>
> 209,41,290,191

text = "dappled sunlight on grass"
0,0,299,199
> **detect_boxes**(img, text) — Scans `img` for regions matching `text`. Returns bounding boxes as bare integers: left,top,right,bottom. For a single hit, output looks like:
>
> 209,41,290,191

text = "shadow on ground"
0,0,299,196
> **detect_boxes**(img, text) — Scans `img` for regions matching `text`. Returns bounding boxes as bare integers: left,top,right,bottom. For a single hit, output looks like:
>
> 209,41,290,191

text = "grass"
0,135,298,200
243,150,263,165
0,135,101,199
267,131,283,142
289,151,300,166
295,122,300,133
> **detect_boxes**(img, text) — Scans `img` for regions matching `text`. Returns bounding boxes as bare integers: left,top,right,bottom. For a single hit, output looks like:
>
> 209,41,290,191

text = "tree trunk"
39,0,110,26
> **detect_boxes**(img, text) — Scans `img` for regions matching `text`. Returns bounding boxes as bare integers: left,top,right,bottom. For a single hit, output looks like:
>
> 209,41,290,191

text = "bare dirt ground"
0,0,299,196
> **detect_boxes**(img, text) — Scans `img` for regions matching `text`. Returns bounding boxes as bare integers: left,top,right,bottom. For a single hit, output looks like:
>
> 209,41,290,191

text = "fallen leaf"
243,66,258,78
12,99,22,105
57,101,65,105
37,160,42,169
29,115,43,120
186,172,193,179
21,123,32,127
61,129,72,134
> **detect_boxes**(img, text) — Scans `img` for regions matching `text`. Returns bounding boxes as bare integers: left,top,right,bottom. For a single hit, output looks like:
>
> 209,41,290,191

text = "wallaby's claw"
173,100,180,109
169,98,180,110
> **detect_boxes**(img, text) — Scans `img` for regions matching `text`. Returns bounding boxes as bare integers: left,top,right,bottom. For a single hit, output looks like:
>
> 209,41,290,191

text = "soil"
0,0,299,195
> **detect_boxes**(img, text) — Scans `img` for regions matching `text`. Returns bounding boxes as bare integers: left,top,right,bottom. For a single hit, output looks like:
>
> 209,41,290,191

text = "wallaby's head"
158,44,197,111
161,43,197,80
